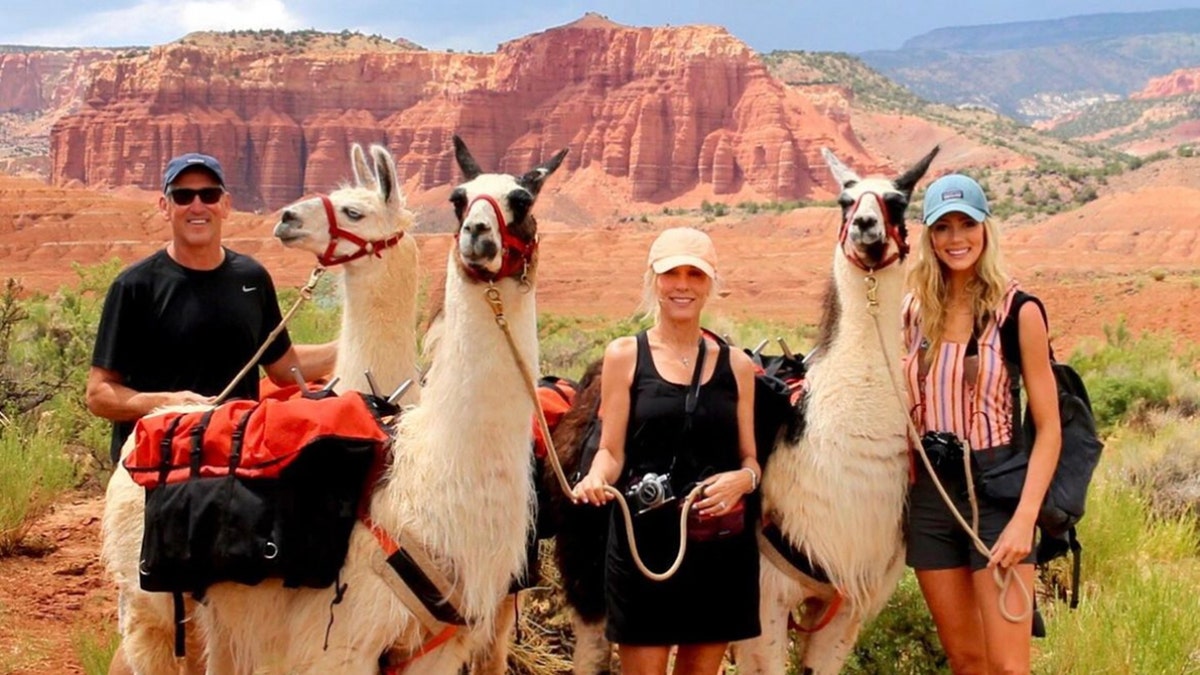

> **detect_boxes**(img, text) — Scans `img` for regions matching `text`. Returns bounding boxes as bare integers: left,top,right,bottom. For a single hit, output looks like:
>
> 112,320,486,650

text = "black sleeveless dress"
604,332,761,645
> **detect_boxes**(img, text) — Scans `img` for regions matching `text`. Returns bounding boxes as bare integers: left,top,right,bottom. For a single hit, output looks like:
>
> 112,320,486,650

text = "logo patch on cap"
941,189,964,200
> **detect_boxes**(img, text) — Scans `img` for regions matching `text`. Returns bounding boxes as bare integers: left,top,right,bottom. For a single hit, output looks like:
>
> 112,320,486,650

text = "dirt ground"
0,493,114,674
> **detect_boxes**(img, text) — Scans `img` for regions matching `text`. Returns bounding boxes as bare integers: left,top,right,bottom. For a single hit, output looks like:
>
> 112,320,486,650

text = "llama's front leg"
200,614,244,675
797,603,863,675
732,560,794,675
802,553,907,674
468,593,517,675
570,611,610,675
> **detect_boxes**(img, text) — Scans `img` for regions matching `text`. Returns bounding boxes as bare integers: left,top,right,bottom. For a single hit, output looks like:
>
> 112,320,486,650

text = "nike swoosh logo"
242,286,257,292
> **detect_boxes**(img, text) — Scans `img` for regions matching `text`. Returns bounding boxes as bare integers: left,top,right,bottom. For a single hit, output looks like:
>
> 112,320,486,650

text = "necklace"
670,345,693,367
659,334,700,367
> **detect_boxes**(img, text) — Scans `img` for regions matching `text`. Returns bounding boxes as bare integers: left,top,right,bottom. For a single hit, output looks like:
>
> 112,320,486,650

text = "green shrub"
0,421,79,554
537,313,648,381
73,621,120,675
1068,322,1200,430
276,272,341,345
2,265,118,472
844,572,948,674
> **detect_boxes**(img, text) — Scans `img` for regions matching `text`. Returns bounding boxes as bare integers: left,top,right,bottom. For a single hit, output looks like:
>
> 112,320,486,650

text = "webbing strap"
156,415,186,487
362,516,467,629
188,408,217,478
172,591,185,658
379,625,458,674
756,525,844,634
227,405,258,472
1070,529,1082,610
759,522,832,584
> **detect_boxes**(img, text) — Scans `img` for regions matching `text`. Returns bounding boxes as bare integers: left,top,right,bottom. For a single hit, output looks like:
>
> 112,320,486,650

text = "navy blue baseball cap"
922,174,989,225
162,153,226,192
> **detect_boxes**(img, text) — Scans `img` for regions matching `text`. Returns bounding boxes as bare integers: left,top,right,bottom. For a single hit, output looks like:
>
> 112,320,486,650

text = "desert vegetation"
177,28,422,53
1,265,1198,673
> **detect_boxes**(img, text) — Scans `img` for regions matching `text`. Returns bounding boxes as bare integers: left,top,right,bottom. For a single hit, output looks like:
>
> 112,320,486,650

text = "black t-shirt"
92,248,292,461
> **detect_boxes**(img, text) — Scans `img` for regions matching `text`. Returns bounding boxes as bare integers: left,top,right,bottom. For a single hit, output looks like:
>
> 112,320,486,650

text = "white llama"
100,142,421,674
275,142,421,402
196,135,568,673
734,147,939,675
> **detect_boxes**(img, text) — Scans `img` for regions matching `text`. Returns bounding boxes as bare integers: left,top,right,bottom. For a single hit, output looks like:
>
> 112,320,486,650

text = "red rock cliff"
50,18,876,210
0,48,124,114
1131,67,1200,99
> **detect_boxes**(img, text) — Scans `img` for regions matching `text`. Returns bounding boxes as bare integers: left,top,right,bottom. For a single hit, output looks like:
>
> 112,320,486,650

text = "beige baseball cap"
647,227,717,278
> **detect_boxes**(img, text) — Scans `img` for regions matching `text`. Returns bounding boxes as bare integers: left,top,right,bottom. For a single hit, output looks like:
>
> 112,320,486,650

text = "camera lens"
637,481,662,504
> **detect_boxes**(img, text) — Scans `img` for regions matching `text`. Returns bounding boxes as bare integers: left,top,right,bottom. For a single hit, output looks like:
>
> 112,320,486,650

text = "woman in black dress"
574,227,762,674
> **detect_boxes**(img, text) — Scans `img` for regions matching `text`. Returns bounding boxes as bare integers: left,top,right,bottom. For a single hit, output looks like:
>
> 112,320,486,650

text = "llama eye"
837,194,854,208
343,207,363,221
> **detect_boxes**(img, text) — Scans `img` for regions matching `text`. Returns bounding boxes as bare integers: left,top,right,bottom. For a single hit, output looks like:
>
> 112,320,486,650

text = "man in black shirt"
87,152,336,462
89,153,336,675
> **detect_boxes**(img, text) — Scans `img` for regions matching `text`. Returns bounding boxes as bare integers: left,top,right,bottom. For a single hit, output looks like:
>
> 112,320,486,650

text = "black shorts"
905,451,1036,572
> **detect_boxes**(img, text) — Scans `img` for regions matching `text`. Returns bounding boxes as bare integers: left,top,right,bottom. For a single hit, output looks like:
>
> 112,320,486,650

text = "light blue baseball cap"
922,174,989,225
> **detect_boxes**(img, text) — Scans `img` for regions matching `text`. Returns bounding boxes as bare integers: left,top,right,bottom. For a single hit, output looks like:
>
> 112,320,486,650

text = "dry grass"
507,542,591,675
1118,411,1200,520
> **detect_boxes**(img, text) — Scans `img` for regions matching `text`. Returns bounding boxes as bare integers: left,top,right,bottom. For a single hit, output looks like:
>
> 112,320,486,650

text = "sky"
2,0,1199,54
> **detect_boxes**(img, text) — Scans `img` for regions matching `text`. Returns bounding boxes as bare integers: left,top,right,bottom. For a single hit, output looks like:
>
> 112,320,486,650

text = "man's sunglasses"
166,187,225,206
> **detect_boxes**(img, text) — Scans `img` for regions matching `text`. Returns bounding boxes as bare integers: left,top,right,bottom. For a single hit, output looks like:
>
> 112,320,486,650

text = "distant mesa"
34,19,874,211
1132,67,1200,99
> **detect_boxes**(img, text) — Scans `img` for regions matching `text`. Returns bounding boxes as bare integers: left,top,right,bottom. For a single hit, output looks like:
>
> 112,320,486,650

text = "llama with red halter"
100,142,421,675
734,147,939,675
274,143,421,402
104,137,566,674
197,136,564,674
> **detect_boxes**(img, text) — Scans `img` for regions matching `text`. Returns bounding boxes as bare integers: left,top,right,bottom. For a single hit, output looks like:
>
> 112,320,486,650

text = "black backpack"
996,290,1104,609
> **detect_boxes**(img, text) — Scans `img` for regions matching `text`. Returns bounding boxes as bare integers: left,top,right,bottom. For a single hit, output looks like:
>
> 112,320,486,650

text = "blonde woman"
574,227,761,674
902,174,1061,673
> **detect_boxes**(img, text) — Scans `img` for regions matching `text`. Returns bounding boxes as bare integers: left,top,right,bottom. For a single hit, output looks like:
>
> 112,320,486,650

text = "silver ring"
719,501,727,510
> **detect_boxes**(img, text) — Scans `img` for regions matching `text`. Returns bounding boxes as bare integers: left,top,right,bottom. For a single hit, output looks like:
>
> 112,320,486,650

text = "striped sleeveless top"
901,282,1021,452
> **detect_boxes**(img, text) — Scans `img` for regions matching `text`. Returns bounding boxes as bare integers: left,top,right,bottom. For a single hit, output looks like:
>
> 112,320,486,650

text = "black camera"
920,431,965,470
625,472,676,514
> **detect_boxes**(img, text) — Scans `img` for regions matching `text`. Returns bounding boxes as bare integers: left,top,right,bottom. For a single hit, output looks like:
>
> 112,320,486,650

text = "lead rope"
213,266,326,405
864,274,1032,623
482,283,701,581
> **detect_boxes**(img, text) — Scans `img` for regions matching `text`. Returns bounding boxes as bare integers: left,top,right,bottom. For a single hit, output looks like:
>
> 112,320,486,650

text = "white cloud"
14,0,307,47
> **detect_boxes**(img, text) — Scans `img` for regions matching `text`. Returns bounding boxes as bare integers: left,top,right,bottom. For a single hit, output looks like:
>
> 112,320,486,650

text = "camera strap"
671,336,708,483
682,337,707,431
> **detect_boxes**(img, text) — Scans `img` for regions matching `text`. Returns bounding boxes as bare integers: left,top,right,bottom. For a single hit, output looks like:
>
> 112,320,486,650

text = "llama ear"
821,147,860,188
351,144,378,191
894,146,940,195
370,144,403,209
453,135,483,181
519,148,569,196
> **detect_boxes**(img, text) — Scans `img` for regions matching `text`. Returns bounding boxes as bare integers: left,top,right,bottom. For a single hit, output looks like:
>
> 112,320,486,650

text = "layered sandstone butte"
0,47,127,175
50,16,876,210
1131,67,1200,99
0,48,125,114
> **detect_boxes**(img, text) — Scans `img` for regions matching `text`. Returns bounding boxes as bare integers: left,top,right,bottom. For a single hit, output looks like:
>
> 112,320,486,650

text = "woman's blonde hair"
906,216,1009,358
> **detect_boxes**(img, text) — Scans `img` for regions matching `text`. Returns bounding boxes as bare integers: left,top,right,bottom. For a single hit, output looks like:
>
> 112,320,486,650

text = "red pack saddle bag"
125,392,392,594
